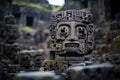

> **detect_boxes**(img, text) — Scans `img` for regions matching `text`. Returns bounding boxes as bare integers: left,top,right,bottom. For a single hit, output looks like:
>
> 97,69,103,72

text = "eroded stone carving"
50,9,94,58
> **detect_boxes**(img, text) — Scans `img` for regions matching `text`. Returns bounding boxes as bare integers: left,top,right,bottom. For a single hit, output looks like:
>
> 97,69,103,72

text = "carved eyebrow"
75,24,86,27
59,24,70,27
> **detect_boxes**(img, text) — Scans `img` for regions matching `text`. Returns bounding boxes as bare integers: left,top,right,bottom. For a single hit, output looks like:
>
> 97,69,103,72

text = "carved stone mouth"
65,43,79,47
64,43,79,53
59,43,81,56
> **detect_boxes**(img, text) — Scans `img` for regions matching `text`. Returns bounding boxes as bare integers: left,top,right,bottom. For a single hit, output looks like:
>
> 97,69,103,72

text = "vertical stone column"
98,0,105,23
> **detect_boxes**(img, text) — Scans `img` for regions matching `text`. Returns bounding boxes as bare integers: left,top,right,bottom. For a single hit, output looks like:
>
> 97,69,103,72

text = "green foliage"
111,35,120,53
113,36,120,45
12,0,63,12
19,26,35,32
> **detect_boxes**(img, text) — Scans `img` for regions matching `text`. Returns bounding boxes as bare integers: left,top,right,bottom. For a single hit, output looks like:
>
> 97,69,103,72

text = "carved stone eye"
61,27,65,33
76,27,86,39
34,55,42,63
57,26,70,38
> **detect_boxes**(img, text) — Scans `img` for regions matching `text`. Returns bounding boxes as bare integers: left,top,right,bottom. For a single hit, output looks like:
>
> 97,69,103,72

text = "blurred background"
0,0,120,80
0,0,120,57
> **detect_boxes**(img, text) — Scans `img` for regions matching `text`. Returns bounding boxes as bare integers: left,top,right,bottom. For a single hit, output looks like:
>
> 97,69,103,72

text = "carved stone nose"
69,35,77,41
69,38,75,41
30,60,34,66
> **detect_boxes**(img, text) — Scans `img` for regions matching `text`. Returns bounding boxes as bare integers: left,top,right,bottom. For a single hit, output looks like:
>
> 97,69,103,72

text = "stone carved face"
20,50,44,68
50,10,94,56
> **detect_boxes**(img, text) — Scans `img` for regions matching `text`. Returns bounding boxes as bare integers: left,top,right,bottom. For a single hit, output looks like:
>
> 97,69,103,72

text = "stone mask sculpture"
50,9,94,59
